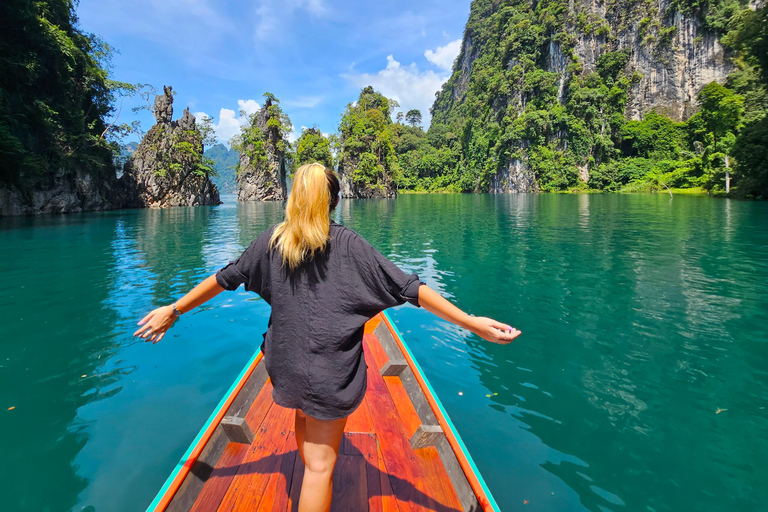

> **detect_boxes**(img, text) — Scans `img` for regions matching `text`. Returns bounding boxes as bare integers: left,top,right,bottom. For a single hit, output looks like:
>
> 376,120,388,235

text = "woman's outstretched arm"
417,285,521,345
133,274,225,343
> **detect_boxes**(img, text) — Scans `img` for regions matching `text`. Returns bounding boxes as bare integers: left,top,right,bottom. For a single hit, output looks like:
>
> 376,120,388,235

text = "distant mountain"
205,144,239,194
120,141,139,159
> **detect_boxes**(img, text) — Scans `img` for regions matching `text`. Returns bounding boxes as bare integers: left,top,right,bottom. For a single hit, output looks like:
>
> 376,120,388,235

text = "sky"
76,0,471,146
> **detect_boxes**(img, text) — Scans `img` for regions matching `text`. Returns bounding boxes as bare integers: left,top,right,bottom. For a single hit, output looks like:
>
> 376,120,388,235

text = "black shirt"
215,221,423,420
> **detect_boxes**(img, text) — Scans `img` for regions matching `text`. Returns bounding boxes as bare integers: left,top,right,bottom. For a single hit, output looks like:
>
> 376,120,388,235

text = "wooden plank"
228,362,269,419
189,442,250,512
434,436,481,512
341,432,376,457
345,396,375,434
216,404,295,511
222,416,255,444
398,367,439,427
364,316,382,334
172,381,277,512
414,446,464,511
244,379,276,431
168,427,231,512
255,433,297,512
364,332,389,370
362,337,436,512
379,313,498,512
376,444,401,512
157,353,265,512
286,452,305,512
409,425,443,451
342,434,386,512
330,455,367,512
167,365,270,512
380,359,408,376
382,375,422,439
373,322,408,367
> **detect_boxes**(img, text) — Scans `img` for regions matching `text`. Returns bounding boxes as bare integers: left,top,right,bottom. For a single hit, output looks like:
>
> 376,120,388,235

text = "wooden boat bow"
147,311,501,512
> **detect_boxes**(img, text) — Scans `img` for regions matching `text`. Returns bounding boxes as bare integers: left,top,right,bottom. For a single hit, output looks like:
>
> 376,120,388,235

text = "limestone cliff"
0,169,132,216
122,86,221,208
235,96,289,202
431,0,736,192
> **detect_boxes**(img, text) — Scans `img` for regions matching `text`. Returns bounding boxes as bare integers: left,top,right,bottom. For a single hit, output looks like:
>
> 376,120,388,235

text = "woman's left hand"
133,306,176,343
468,317,521,345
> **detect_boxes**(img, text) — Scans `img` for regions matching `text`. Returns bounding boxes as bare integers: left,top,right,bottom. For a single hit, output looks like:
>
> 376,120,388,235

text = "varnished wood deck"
189,328,462,510
157,314,492,512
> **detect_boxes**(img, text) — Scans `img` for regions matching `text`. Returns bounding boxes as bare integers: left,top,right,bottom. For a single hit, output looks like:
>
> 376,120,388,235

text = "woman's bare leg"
297,412,348,512
295,409,307,464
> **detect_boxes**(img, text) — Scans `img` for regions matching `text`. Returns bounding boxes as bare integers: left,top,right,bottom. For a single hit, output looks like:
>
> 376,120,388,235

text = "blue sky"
77,0,471,146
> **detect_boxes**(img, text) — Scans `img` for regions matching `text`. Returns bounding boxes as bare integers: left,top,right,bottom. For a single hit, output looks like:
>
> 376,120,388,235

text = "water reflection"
1,195,767,512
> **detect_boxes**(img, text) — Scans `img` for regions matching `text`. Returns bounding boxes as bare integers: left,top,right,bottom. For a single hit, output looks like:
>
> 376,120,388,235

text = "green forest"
1,0,767,202
414,0,768,196
0,0,131,191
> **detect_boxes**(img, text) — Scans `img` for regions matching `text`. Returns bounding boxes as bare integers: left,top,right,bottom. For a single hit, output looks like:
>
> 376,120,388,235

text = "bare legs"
294,409,347,512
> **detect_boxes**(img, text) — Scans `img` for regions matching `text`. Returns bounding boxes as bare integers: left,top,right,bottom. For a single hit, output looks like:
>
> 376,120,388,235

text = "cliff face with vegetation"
234,94,291,202
338,87,400,198
121,87,220,208
0,1,131,216
403,0,768,196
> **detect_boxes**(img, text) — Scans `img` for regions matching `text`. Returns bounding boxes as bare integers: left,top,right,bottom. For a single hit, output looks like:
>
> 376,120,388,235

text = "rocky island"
121,86,221,208
337,87,399,198
234,94,291,202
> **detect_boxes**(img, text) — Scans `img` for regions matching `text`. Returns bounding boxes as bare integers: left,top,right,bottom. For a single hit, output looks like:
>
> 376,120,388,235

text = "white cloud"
287,126,303,143
343,55,449,125
238,99,261,116
195,98,261,145
424,39,462,71
285,96,323,108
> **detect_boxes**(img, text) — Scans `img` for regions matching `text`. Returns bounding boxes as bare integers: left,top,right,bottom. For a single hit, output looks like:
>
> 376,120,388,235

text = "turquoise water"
1,194,766,511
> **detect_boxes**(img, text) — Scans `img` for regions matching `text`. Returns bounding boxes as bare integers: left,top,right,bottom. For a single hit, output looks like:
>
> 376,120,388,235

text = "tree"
337,87,400,193
0,0,127,189
396,112,404,123
690,82,744,191
405,109,422,127
198,115,218,148
295,127,333,170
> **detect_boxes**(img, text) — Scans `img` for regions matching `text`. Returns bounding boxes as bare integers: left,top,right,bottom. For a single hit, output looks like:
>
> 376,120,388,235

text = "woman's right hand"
468,317,521,345
133,305,176,343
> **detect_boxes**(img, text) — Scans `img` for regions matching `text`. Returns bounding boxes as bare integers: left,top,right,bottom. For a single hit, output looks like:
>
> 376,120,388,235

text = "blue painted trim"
382,311,501,512
146,350,262,511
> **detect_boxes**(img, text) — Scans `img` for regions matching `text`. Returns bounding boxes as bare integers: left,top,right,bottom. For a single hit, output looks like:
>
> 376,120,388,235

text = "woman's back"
215,220,422,420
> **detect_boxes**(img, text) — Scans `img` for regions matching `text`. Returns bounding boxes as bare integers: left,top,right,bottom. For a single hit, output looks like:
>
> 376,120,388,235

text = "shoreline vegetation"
1,1,767,217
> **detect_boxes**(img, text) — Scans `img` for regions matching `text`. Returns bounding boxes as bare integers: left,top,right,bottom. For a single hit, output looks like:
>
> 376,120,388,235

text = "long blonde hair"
270,163,340,270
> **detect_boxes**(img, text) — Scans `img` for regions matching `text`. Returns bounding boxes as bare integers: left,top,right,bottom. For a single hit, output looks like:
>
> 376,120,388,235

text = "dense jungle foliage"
231,93,292,178
337,86,402,190
0,0,130,192
4,0,766,201
294,127,334,170
398,0,768,197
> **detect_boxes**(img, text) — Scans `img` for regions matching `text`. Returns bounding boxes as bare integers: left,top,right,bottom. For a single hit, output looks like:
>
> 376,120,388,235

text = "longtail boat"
147,311,501,512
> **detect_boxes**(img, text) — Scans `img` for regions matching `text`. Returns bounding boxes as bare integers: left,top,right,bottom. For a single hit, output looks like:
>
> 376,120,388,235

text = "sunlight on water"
0,194,766,511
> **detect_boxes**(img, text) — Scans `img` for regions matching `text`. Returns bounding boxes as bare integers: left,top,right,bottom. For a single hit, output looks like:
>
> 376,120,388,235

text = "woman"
134,163,520,512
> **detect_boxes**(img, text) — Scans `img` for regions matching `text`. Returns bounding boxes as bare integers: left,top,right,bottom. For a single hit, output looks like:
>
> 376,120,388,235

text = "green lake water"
0,193,766,512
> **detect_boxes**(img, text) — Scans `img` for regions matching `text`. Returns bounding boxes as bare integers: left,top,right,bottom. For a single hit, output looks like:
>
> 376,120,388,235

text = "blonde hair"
270,163,339,270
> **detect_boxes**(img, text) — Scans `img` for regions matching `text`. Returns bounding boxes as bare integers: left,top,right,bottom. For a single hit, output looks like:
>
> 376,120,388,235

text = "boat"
147,311,501,512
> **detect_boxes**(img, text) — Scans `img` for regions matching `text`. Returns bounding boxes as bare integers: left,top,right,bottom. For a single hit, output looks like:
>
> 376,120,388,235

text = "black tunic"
215,221,423,420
